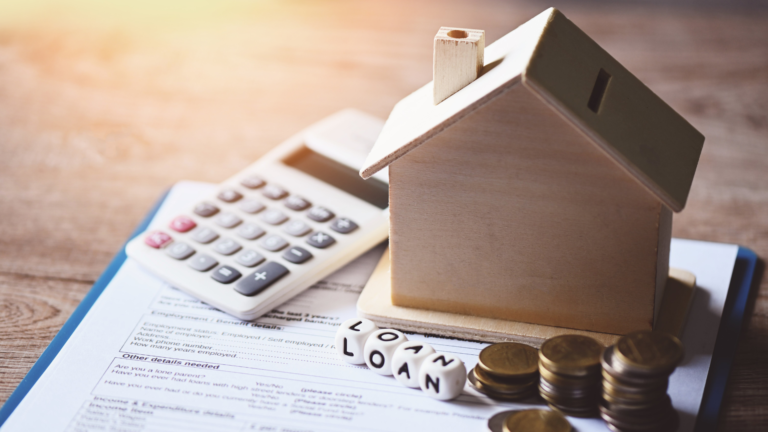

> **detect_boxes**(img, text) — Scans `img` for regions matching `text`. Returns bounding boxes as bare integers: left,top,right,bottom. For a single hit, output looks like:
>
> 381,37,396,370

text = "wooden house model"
359,8,704,335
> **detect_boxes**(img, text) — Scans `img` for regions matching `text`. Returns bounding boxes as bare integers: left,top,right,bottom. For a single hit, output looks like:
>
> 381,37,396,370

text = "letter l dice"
335,318,379,364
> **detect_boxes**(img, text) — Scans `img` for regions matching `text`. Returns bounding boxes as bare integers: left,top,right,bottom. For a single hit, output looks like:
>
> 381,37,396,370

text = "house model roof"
360,8,705,212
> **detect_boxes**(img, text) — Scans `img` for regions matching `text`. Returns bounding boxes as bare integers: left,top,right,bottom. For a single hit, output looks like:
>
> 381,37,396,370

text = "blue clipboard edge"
694,246,759,432
0,186,759,428
0,189,169,427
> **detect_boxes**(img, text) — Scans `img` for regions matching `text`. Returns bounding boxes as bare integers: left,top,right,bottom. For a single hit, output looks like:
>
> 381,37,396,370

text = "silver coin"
487,410,520,432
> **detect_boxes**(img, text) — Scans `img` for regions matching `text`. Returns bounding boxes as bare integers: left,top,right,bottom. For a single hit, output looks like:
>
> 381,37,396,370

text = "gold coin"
503,409,572,432
468,369,538,401
614,331,683,374
540,362,599,388
539,335,604,376
478,343,539,378
475,367,538,393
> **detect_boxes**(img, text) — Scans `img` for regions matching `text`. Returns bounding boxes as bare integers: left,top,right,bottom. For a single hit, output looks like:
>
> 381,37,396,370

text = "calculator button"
238,199,266,214
235,262,289,296
262,185,288,200
187,254,218,272
191,227,219,244
235,249,266,267
215,212,243,228
240,176,266,189
329,218,358,234
307,231,336,249
218,189,243,203
259,234,289,252
236,223,266,240
145,231,172,249
213,238,242,255
260,209,289,226
166,242,195,260
284,196,311,211
282,246,312,264
193,202,219,218
169,216,197,233
211,265,242,284
307,207,334,222
283,220,312,237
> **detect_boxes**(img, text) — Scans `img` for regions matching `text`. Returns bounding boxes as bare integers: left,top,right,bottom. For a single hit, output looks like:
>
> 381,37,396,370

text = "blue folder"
0,189,759,431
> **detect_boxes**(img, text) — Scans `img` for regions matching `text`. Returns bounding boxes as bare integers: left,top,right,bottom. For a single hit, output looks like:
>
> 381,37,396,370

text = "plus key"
235,262,289,296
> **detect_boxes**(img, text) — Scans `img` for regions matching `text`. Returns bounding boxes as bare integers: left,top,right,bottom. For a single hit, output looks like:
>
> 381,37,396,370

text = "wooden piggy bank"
359,8,704,336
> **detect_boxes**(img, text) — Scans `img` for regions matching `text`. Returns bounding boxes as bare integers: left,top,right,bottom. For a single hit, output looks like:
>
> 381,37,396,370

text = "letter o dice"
335,318,378,364
419,353,467,400
391,341,436,388
364,329,408,375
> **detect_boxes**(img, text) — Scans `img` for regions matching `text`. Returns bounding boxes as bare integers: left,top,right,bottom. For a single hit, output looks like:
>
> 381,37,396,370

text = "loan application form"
0,182,739,432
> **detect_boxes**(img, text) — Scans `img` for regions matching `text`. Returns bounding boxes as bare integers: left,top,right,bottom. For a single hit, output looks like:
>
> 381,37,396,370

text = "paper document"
0,182,739,432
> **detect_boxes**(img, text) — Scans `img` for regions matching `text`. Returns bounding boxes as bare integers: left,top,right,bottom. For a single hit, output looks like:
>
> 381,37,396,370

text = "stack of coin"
600,330,683,432
503,409,572,432
468,342,540,401
538,335,604,417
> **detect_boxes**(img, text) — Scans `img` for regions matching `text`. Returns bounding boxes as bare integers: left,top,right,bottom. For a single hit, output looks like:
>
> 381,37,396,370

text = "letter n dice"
419,353,467,400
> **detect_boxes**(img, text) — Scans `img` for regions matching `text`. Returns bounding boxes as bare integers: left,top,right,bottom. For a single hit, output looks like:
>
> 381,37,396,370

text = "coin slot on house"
588,68,611,113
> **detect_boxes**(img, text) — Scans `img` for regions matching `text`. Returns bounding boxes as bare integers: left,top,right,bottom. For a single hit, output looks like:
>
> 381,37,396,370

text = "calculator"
125,109,389,321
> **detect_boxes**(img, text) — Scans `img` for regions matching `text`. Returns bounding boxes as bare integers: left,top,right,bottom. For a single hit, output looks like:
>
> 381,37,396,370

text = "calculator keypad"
149,174,369,300
307,231,336,249
307,207,334,222
170,216,197,233
191,227,219,244
194,202,219,217
235,262,290,296
215,212,243,228
259,234,289,252
260,209,289,226
236,223,266,240
262,185,288,200
145,231,173,249
213,238,242,255
188,254,218,271
218,190,243,203
211,265,242,284
282,246,312,264
330,218,358,234
166,242,195,260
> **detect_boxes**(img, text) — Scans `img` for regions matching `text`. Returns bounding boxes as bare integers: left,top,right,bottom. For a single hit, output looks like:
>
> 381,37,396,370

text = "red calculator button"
145,231,173,248
170,215,197,233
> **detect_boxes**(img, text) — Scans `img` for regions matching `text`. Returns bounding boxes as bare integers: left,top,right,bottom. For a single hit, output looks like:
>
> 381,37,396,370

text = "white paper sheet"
0,182,739,432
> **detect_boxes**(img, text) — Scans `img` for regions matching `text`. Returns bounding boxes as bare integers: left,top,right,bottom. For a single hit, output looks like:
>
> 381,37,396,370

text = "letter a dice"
392,341,436,388
364,329,408,375
419,353,467,400
335,318,378,364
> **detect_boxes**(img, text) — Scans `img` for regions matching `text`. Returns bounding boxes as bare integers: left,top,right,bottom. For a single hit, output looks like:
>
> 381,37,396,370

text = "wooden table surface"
0,0,766,429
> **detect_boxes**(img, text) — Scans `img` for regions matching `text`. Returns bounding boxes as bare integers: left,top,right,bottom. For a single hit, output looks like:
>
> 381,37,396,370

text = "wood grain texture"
0,1,766,429
388,82,666,334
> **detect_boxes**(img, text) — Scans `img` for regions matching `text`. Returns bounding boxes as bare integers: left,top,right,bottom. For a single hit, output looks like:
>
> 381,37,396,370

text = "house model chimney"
433,27,485,105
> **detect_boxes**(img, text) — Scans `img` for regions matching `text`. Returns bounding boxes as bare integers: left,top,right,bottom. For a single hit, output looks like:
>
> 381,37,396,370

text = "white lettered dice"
391,341,436,388
335,318,378,364
363,329,408,375
419,353,467,400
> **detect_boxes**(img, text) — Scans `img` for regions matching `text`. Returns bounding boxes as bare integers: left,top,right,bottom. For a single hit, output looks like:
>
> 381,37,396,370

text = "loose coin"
478,343,539,378
503,409,572,432
539,335,604,376
614,331,683,375
487,410,520,432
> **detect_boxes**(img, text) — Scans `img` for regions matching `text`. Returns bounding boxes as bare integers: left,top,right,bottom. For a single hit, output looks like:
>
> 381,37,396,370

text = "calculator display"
283,147,389,209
